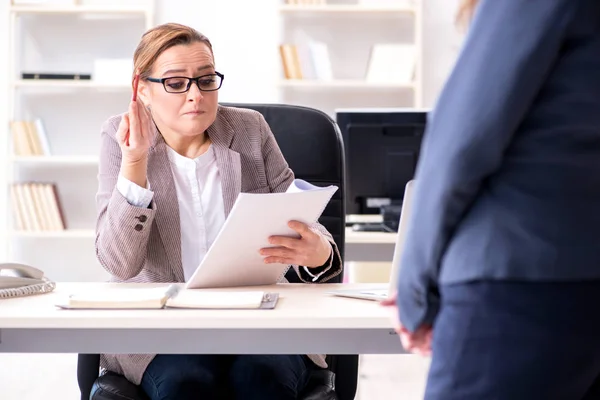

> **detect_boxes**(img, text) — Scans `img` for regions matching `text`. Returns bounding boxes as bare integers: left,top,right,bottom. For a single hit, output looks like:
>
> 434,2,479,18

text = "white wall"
156,0,282,104
422,0,463,106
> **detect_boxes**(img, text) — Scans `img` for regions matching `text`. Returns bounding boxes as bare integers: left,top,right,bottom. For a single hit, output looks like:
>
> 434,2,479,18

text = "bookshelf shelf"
13,80,130,90
278,4,415,13
278,79,415,89
10,5,150,15
12,156,100,165
9,229,95,238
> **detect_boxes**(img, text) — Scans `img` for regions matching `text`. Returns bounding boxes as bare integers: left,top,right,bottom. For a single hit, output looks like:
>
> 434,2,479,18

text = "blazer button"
138,215,148,223
134,224,143,231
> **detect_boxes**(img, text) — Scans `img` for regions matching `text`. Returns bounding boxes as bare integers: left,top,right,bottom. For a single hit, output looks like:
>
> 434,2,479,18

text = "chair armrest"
90,371,149,400
301,369,338,400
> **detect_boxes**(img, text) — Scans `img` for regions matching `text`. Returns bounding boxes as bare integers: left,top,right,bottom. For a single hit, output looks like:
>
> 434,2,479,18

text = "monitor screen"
336,108,428,215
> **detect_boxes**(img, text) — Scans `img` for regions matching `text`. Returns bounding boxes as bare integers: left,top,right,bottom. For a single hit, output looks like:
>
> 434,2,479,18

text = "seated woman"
95,22,342,400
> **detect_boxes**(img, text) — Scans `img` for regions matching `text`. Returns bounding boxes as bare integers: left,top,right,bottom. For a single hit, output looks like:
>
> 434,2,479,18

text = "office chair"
77,103,358,400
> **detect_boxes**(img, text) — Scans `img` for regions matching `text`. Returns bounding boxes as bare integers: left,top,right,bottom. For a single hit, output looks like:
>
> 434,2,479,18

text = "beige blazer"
95,105,343,385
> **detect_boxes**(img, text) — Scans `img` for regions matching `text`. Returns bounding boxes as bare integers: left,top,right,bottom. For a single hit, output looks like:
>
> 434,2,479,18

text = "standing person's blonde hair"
457,0,479,26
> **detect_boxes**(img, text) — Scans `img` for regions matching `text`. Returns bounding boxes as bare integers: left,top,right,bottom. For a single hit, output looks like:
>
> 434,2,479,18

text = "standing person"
384,0,600,398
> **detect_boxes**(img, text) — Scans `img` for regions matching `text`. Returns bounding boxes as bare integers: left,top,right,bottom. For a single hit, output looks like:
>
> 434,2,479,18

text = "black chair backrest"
225,104,356,400
223,103,347,275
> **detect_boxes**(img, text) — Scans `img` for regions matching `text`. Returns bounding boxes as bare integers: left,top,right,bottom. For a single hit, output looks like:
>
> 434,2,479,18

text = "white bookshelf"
10,4,152,15
277,0,423,116
3,1,154,282
11,156,100,165
278,4,415,13
278,79,415,89
13,79,131,90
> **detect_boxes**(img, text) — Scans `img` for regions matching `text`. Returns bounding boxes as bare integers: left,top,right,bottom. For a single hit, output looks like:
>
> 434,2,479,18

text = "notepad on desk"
56,285,278,310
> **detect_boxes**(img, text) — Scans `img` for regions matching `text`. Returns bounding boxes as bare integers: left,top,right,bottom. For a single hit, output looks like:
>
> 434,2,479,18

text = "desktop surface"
0,282,404,355
0,282,395,330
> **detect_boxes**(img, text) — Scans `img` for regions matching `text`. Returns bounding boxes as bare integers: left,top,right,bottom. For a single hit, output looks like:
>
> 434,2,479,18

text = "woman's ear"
137,80,151,107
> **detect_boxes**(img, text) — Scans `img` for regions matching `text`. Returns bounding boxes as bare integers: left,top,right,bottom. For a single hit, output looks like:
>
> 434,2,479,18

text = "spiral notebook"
186,179,338,289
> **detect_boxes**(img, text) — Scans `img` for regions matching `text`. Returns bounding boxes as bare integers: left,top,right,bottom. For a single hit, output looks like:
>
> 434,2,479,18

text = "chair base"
91,370,337,400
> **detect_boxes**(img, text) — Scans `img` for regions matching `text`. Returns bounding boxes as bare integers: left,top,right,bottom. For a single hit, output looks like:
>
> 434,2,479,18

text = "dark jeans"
140,354,315,400
425,280,600,400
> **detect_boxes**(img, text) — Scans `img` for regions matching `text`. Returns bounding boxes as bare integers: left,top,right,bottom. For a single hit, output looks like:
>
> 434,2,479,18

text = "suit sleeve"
95,116,157,281
396,0,578,332
258,113,343,283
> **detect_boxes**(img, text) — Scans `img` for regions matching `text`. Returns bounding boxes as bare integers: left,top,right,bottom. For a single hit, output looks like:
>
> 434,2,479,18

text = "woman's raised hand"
116,74,153,165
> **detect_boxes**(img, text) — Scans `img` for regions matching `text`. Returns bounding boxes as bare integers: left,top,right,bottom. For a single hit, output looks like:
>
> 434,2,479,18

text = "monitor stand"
350,222,392,232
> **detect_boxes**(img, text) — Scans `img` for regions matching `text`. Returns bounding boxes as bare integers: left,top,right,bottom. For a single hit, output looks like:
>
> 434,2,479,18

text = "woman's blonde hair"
132,22,213,87
457,0,479,27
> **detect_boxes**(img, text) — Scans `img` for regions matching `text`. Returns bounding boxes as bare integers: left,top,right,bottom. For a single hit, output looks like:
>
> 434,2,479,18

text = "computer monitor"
336,108,428,217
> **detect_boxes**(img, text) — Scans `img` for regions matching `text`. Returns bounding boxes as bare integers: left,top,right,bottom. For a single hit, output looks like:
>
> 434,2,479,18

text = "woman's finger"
136,100,151,140
128,100,140,147
268,235,301,250
260,246,295,259
116,114,130,146
380,297,396,307
263,256,295,265
288,221,317,239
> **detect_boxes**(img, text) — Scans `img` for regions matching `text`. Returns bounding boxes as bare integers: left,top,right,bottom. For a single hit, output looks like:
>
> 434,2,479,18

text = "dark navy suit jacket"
397,0,600,332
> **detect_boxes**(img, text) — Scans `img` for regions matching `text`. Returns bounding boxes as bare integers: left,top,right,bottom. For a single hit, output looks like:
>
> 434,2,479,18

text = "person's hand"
260,221,332,267
381,292,433,356
116,75,153,165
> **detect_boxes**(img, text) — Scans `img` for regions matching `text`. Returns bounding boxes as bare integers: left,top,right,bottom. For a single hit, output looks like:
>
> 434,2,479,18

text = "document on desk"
186,179,338,289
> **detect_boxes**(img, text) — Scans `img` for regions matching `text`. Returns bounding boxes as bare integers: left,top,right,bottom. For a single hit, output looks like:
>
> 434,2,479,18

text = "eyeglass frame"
145,71,225,93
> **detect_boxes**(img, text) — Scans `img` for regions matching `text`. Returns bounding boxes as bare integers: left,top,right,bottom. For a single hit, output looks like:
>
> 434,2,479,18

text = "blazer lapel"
208,108,241,217
147,135,185,282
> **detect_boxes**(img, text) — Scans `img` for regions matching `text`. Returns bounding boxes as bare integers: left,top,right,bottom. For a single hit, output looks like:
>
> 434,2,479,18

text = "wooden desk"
345,227,397,262
0,283,404,355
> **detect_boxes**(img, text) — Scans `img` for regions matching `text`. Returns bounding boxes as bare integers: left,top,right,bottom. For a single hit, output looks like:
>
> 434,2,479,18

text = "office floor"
0,353,429,399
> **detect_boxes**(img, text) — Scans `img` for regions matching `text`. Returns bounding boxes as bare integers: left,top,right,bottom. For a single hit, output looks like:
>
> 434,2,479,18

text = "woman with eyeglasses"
384,0,600,398
95,23,342,400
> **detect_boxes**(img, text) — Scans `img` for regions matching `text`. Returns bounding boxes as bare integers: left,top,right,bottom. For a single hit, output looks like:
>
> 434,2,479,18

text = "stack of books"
10,120,51,156
10,182,66,231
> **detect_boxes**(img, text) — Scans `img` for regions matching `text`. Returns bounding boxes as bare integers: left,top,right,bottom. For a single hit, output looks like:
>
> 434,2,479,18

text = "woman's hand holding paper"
260,221,332,268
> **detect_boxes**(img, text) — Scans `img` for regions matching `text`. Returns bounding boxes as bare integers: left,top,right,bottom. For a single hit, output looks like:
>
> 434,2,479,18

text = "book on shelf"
10,182,66,232
21,73,92,80
10,119,51,156
365,43,416,84
279,42,332,81
56,284,279,310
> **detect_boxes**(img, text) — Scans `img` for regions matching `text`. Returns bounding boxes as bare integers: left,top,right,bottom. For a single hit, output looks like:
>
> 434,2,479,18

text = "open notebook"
56,285,279,310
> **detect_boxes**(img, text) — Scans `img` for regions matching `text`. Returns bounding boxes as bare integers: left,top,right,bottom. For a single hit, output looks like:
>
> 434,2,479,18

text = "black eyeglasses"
146,72,224,93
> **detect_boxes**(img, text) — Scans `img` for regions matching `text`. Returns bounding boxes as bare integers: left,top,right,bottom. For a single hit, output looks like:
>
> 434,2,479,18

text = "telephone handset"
0,262,56,299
